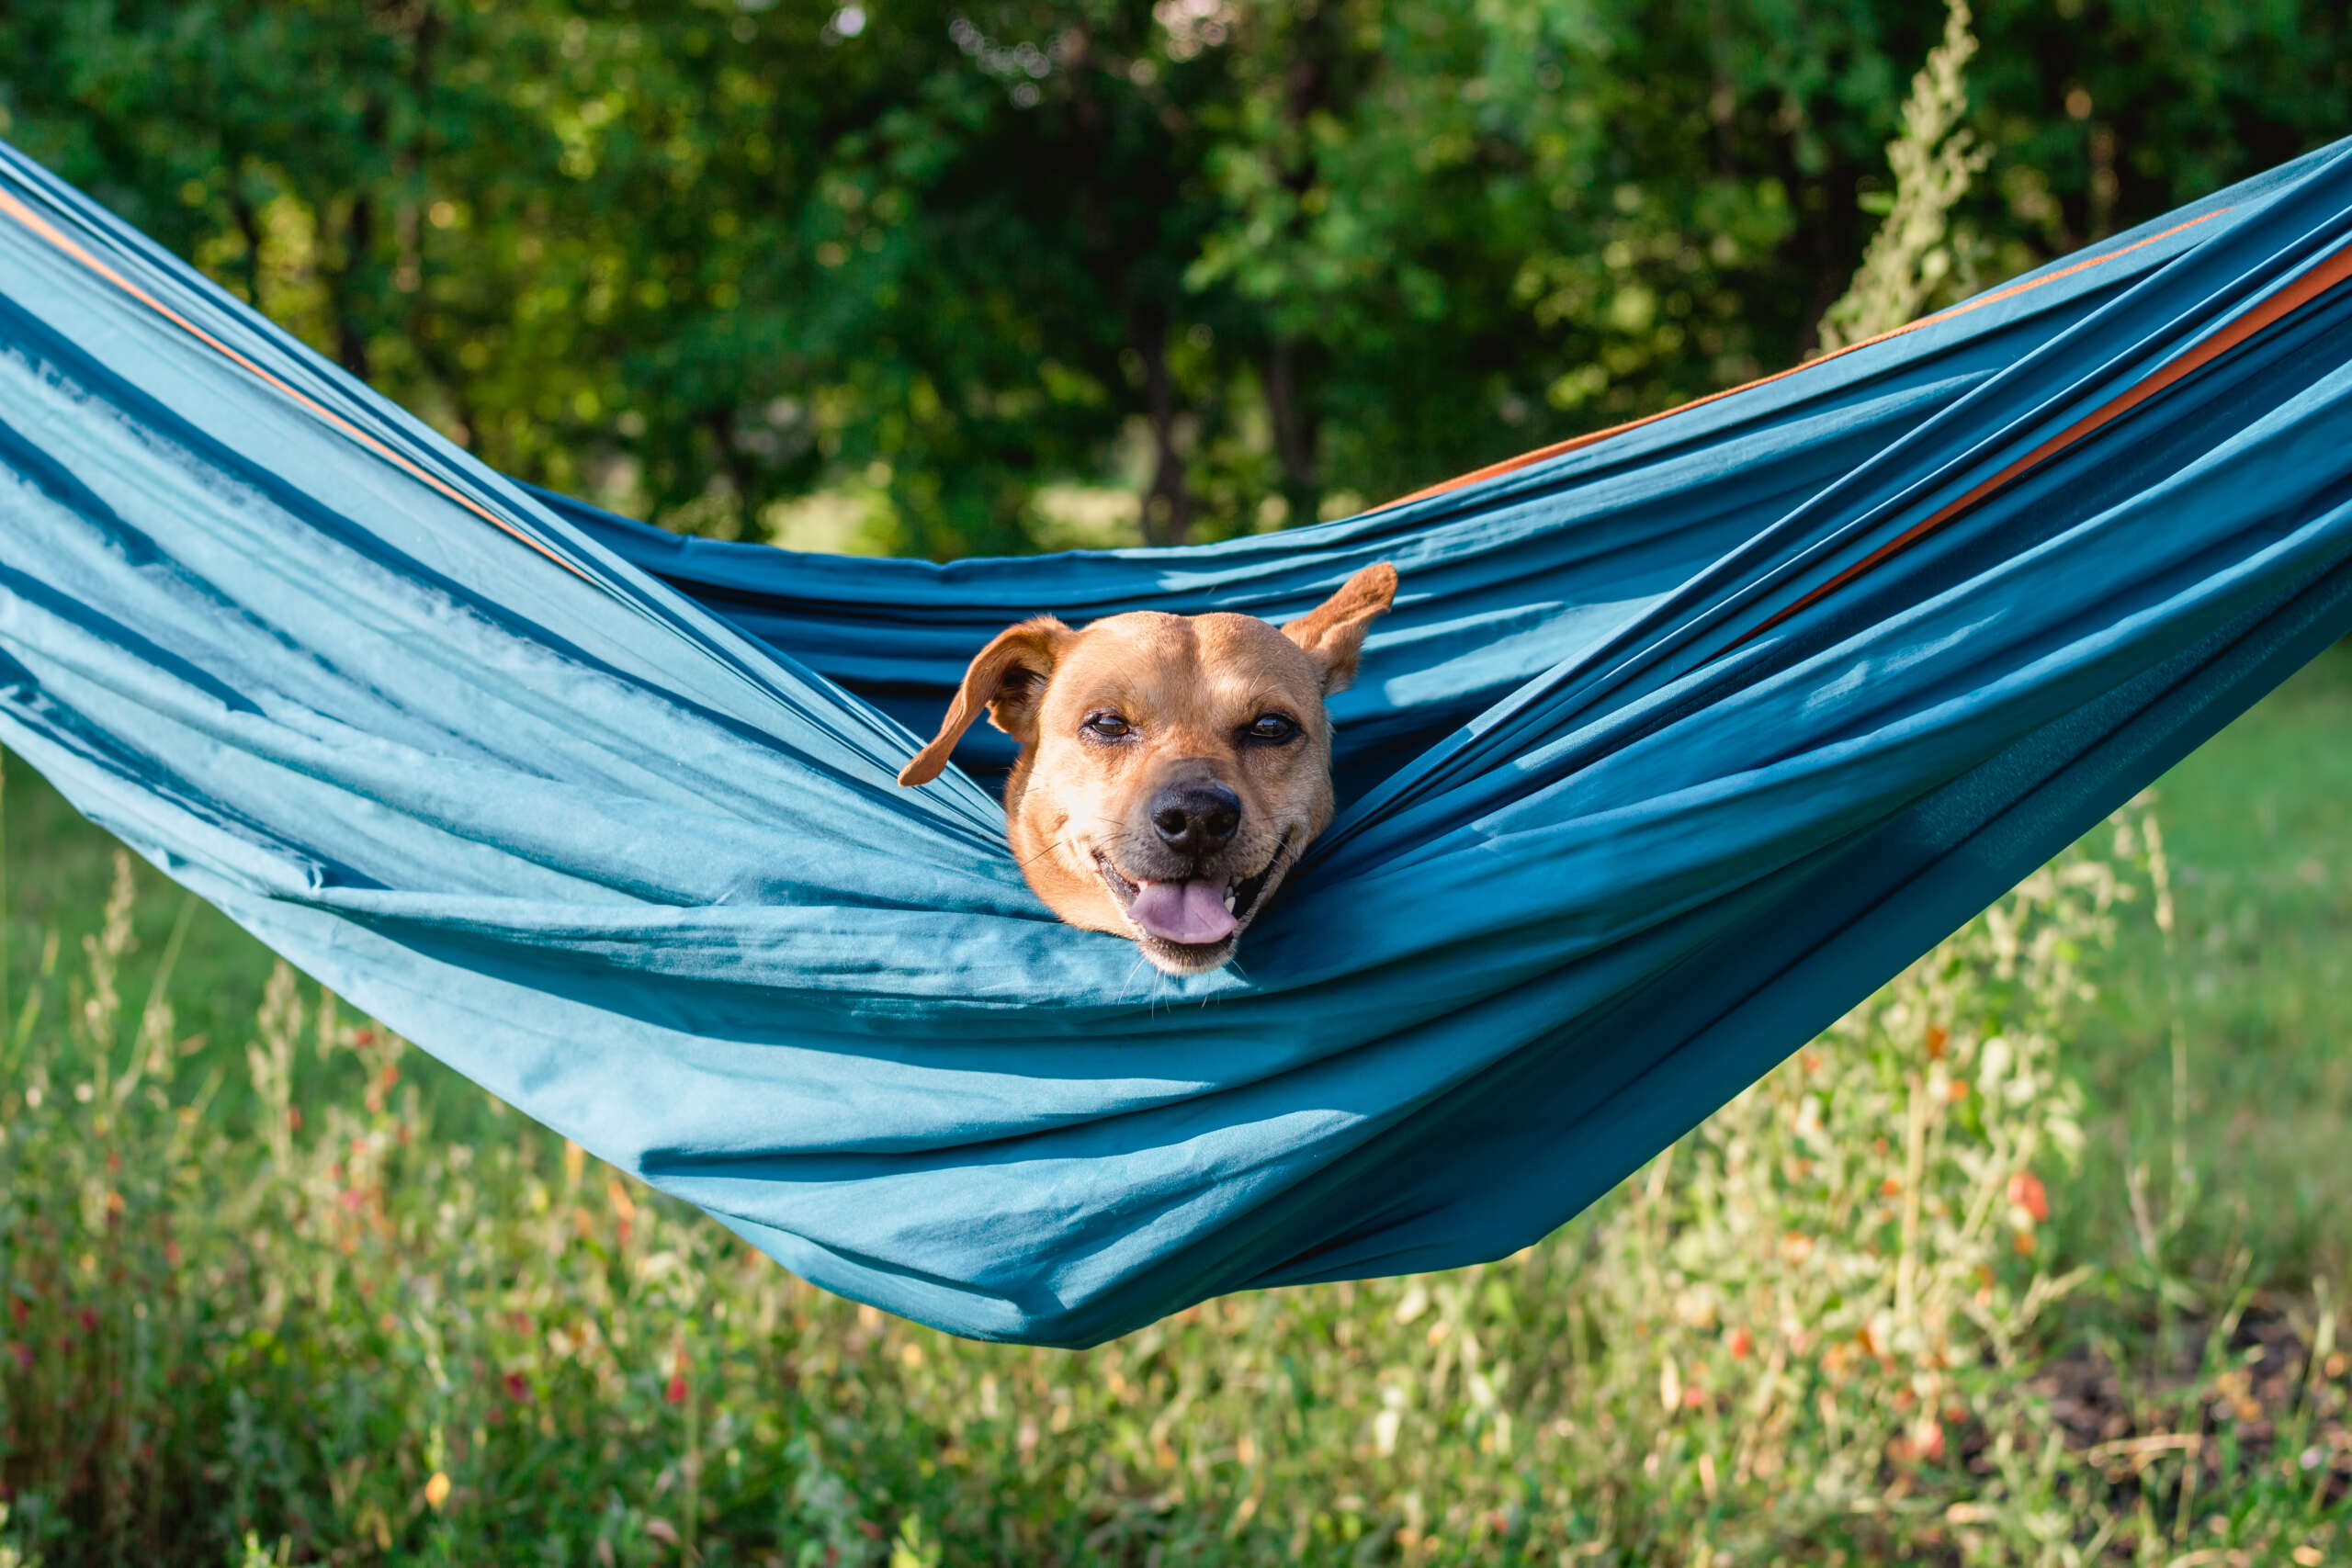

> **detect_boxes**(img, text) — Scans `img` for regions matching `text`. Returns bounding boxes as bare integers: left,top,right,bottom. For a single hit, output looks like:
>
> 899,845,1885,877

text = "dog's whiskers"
1012,837,1080,875
1114,947,1158,1010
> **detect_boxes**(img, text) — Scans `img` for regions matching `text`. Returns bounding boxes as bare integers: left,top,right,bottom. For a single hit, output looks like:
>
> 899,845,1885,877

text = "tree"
3,0,2344,558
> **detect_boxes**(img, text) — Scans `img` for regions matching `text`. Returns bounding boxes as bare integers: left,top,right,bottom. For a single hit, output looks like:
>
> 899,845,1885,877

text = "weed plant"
4,795,2346,1565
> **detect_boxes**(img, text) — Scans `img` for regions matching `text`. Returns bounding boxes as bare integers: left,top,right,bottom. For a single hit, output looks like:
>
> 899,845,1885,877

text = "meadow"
2,644,2348,1566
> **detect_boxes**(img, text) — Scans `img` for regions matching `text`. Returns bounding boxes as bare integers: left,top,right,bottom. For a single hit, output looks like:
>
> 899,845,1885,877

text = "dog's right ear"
1283,561,1397,695
897,616,1070,786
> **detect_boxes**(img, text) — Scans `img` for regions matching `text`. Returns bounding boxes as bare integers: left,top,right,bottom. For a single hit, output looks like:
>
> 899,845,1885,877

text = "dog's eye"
1245,713,1300,743
1081,713,1132,740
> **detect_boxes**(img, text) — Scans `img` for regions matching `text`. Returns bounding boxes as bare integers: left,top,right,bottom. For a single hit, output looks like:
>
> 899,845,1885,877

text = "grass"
2064,640,2352,1292
0,644,2348,1566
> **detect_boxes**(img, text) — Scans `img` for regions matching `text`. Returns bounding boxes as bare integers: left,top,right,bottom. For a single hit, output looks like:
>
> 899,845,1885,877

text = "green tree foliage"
0,1,2345,556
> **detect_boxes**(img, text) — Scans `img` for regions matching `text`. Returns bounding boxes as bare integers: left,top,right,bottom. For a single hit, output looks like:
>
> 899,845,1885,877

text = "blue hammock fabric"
3,135,2350,1347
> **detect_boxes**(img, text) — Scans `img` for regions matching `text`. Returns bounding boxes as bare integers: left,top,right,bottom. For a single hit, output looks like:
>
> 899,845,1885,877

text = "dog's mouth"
1094,833,1294,972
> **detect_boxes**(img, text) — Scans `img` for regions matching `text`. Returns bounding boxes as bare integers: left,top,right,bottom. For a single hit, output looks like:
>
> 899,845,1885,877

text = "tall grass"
5,782,2346,1564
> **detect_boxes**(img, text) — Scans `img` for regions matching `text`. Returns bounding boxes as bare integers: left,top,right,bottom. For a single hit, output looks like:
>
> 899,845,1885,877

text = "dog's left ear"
898,616,1071,786
1283,561,1397,695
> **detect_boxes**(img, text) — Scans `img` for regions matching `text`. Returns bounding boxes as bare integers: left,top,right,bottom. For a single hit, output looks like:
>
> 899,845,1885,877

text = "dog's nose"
1150,781,1240,853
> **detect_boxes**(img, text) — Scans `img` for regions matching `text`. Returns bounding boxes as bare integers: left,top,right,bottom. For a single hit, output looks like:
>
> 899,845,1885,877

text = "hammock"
3,135,2349,1348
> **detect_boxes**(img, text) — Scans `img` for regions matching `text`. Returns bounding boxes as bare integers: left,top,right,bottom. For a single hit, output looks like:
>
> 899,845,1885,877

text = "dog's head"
899,563,1396,974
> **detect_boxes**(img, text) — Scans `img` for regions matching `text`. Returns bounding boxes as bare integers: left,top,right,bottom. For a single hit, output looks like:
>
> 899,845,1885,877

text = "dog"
898,563,1397,974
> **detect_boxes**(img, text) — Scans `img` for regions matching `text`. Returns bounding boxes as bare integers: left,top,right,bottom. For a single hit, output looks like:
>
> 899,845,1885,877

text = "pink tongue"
1127,878,1238,945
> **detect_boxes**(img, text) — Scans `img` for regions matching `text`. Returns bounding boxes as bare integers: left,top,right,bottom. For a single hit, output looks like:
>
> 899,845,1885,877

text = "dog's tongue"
1128,878,1237,945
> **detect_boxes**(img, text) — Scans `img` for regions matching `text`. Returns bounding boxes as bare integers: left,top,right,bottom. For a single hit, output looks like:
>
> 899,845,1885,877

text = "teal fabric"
3,135,2350,1346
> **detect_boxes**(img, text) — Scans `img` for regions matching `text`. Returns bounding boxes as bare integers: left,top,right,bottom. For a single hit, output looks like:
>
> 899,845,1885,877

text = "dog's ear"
1282,562,1397,695
897,616,1071,786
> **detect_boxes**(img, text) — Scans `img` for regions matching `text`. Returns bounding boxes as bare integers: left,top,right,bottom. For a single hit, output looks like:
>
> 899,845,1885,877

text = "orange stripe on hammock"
1725,236,2352,649
1377,209,2232,512
0,186,597,586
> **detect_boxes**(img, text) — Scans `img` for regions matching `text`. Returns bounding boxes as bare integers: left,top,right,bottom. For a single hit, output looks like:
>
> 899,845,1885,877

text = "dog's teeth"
1223,887,1237,912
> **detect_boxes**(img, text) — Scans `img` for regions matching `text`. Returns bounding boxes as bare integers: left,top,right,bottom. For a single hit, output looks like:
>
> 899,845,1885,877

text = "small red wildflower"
504,1371,531,1402
77,1307,99,1334
2007,1170,2052,1224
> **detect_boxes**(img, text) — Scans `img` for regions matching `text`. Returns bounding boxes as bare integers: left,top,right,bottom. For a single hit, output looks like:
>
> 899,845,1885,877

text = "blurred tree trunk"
1133,315,1193,547
1262,339,1318,527
335,185,376,381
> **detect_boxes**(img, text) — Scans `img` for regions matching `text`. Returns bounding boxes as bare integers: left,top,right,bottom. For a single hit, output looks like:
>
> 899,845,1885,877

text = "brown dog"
899,563,1397,974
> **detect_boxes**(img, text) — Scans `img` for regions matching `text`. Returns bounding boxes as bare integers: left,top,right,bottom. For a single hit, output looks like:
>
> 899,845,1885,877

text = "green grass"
2,642,2350,1567
2,765,277,1083
2067,640,2352,1291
